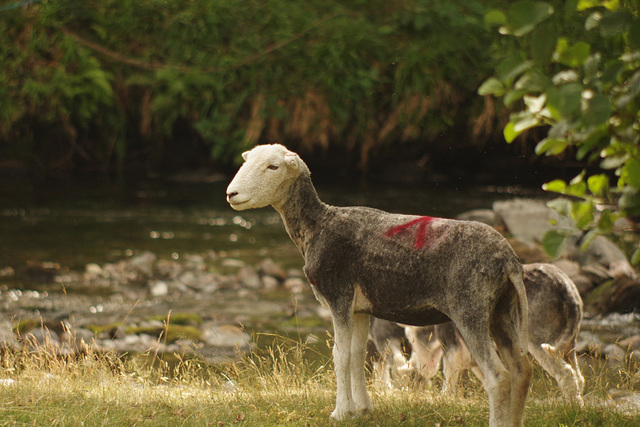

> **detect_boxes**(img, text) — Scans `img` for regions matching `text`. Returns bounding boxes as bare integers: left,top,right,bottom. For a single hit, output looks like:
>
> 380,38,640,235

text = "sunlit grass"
0,334,638,426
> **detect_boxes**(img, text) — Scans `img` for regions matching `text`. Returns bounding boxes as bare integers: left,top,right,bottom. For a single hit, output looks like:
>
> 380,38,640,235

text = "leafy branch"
480,0,640,262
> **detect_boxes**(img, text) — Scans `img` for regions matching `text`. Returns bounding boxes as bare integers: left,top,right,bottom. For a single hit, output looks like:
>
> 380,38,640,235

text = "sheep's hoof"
354,399,373,414
330,408,351,421
355,406,373,416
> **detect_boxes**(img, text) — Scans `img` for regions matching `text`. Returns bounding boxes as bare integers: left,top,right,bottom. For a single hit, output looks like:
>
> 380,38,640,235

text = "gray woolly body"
277,174,522,328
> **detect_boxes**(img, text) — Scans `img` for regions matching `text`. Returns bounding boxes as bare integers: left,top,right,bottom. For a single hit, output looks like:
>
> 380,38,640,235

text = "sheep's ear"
284,151,300,169
241,151,250,161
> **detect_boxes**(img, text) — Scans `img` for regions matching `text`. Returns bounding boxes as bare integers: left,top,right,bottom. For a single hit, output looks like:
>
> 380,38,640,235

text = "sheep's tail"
508,265,529,356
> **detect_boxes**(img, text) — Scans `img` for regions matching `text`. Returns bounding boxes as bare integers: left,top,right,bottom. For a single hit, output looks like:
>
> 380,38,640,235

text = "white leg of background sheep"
569,349,586,398
376,340,405,388
350,313,373,412
441,348,464,395
330,314,355,420
529,343,584,406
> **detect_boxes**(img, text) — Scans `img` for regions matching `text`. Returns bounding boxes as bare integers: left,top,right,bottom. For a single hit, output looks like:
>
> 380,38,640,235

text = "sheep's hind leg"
330,312,356,420
350,313,373,413
531,343,584,406
489,300,531,427
566,346,585,398
496,330,531,426
457,324,513,427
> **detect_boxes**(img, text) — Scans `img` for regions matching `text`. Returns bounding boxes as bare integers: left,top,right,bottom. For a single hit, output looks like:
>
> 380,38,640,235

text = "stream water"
0,178,540,273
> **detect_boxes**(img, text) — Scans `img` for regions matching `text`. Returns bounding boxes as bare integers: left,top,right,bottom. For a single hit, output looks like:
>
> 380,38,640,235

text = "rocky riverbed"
1,198,640,410
0,250,331,365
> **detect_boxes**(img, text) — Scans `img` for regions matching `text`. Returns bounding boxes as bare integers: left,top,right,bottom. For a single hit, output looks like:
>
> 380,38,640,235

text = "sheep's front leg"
331,313,355,420
351,313,373,413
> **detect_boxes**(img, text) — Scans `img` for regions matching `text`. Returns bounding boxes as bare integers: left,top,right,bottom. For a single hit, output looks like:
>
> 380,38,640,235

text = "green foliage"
1,0,507,175
480,0,640,261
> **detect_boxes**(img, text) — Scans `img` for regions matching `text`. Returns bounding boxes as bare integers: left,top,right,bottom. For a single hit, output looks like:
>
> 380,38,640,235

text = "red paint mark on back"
385,216,435,249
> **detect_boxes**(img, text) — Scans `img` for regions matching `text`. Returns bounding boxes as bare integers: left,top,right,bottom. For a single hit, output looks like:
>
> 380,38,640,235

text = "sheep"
226,144,531,426
401,263,584,405
369,320,441,388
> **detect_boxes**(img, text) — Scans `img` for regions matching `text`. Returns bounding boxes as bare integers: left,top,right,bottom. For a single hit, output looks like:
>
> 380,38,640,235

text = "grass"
0,334,638,426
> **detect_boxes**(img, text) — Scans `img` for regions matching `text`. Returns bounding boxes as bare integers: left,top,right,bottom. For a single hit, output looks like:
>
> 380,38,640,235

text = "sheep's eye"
267,165,279,170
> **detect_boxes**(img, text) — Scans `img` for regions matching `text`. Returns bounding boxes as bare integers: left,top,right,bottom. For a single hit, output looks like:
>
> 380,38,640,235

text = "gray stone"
149,280,169,297
493,199,575,245
603,343,627,366
619,335,640,350
258,258,287,280
284,277,306,294
202,324,253,349
581,264,612,284
221,258,245,269
261,275,280,290
237,267,260,289
0,321,19,350
127,251,157,276
25,327,60,347
456,209,502,227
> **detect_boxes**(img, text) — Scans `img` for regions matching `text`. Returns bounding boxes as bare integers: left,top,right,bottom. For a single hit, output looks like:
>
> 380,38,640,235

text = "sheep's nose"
227,191,238,198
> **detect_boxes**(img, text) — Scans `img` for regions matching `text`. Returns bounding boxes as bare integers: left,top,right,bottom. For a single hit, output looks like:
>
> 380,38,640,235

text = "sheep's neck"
273,174,327,257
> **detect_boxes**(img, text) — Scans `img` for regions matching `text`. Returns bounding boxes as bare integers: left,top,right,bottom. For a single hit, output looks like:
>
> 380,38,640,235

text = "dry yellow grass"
0,334,638,426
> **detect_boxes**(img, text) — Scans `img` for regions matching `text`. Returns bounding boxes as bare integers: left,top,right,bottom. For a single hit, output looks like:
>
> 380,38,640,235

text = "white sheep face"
226,144,302,211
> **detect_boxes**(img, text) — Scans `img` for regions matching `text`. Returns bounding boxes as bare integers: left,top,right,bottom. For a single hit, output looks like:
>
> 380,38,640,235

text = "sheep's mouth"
227,197,250,208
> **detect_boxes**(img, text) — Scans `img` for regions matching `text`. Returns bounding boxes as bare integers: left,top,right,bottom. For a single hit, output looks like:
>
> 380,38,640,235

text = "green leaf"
568,181,588,197
504,89,529,107
576,127,607,160
523,94,547,113
543,179,567,193
513,114,541,133
582,92,612,126
553,39,591,68
496,57,534,83
580,229,600,251
546,83,583,119
547,197,572,216
624,159,640,189
529,20,559,65
573,200,594,229
570,170,586,186
629,19,640,49
478,77,506,96
587,174,609,197
535,138,568,156
585,11,603,31
502,1,555,37
484,10,506,26
503,121,519,143
577,0,620,12
598,10,632,38
541,229,571,258
620,187,640,217
600,153,628,170
631,247,640,265
515,73,550,93
595,209,615,234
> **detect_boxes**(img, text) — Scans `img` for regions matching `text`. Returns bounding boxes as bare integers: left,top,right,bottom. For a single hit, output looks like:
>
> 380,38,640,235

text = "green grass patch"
0,338,638,426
